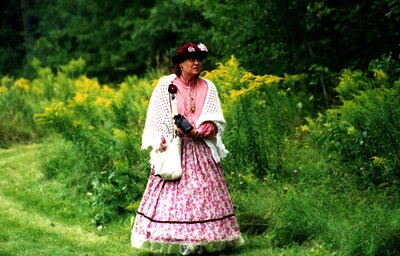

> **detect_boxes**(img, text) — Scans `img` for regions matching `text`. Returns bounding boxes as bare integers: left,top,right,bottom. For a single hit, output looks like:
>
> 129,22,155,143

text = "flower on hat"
172,42,208,64
198,43,208,52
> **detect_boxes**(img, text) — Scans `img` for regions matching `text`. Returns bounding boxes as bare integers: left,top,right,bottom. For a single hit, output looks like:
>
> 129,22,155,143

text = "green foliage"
4,52,400,256
3,0,399,105
341,201,400,256
270,191,325,247
34,71,154,225
0,76,47,146
0,143,137,255
0,57,92,147
25,0,212,82
205,57,312,180
308,63,400,189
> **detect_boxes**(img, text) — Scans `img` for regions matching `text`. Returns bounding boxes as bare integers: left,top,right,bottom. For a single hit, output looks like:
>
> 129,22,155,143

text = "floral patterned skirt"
131,137,244,255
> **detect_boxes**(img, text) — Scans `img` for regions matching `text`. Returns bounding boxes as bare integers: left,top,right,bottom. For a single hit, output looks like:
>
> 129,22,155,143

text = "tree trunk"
21,0,33,52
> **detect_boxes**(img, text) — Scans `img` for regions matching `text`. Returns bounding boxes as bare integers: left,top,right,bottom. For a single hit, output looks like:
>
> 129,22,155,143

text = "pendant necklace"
179,75,196,115
190,93,196,113
187,83,196,115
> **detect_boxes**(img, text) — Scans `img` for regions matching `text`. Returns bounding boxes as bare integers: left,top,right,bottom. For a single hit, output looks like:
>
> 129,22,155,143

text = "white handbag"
151,135,182,180
152,84,182,180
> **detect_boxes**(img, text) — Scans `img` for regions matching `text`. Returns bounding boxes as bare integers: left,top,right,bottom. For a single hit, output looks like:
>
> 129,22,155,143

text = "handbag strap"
169,82,179,137
171,93,178,117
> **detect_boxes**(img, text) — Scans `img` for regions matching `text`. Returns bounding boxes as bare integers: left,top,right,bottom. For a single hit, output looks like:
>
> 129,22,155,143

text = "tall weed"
205,56,312,180
35,74,154,225
0,76,46,146
308,66,400,189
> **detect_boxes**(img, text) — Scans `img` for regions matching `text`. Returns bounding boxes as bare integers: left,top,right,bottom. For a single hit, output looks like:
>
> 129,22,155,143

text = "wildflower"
347,126,356,135
113,128,127,142
0,86,6,95
75,76,100,93
95,96,112,108
73,92,88,105
300,125,309,132
34,102,70,124
12,78,30,93
31,81,44,95
1,76,12,87
372,69,388,81
371,156,384,165
229,88,247,99
101,85,115,96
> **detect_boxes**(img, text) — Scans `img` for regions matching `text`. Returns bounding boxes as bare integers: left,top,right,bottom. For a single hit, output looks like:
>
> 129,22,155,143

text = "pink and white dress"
131,74,244,255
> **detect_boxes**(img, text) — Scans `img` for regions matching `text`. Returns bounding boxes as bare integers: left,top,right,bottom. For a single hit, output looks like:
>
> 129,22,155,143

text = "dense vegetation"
1,1,400,255
2,1,400,83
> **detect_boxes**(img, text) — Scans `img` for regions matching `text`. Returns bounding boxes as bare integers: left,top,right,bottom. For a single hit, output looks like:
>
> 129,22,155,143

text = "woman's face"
180,57,202,78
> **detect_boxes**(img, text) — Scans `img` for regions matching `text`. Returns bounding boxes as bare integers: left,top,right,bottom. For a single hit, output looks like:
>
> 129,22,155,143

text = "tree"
0,0,26,76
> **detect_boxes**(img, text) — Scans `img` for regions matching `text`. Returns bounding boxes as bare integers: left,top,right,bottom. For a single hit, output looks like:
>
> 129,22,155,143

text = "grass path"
0,143,316,256
0,143,135,256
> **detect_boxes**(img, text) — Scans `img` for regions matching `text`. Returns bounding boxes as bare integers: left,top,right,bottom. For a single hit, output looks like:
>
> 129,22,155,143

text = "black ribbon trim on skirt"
137,212,235,224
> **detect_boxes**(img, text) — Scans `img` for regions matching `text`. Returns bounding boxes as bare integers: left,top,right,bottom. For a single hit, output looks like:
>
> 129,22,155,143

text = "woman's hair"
174,63,182,77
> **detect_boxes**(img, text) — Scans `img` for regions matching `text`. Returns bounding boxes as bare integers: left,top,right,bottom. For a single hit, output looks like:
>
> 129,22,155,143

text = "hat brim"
172,51,207,64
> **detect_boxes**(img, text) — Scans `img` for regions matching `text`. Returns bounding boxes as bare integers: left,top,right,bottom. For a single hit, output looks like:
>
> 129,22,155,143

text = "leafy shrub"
308,66,400,189
205,56,312,180
35,71,154,225
0,58,89,147
31,56,314,225
0,76,47,146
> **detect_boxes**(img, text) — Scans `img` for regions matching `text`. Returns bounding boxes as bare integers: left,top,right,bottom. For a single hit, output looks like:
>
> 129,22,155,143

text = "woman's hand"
176,127,199,138
189,129,199,138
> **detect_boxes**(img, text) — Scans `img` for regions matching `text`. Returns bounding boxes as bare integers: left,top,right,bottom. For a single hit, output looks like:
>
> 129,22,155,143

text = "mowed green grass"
0,144,136,256
0,144,319,256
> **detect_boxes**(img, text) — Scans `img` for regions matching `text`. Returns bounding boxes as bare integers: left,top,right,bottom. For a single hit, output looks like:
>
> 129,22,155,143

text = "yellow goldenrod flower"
101,85,115,96
0,86,6,95
372,69,388,81
74,92,88,105
371,156,383,165
75,76,100,93
12,78,30,93
300,125,309,132
34,102,69,124
119,82,129,92
31,84,44,95
113,128,127,142
1,76,12,87
229,88,247,100
95,96,112,109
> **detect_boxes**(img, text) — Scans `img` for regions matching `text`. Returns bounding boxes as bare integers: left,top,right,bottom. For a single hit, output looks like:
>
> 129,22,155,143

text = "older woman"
131,42,244,255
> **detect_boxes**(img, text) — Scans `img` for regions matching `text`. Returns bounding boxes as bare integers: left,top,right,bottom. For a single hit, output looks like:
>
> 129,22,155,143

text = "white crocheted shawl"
142,74,229,163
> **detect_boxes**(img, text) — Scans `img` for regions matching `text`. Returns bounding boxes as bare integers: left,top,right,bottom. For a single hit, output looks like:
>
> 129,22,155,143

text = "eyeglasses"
185,57,202,63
